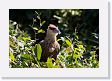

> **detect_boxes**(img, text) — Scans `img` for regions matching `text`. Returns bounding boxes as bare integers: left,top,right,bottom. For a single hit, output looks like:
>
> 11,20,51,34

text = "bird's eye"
49,27,56,30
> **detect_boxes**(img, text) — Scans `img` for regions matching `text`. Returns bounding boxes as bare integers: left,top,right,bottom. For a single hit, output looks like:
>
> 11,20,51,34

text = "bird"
40,24,61,62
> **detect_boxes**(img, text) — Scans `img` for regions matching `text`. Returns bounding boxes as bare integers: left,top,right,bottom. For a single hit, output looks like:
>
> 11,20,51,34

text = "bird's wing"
40,41,60,62
40,41,50,61
50,42,60,60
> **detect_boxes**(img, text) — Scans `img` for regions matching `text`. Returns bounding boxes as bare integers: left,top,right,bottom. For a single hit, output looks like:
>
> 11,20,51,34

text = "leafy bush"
9,9,99,68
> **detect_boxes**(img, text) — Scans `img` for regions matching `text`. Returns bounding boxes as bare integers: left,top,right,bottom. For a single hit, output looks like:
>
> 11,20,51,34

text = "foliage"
9,9,99,68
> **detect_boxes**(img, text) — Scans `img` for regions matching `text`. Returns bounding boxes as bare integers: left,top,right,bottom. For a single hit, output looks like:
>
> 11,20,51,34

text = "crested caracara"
40,24,61,62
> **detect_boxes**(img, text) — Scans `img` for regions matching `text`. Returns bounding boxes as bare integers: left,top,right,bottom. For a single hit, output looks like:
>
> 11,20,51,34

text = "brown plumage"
40,24,61,62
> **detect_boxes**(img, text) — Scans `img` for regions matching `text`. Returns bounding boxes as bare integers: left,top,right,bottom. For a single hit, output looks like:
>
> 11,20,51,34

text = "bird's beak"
56,28,61,34
58,30,61,34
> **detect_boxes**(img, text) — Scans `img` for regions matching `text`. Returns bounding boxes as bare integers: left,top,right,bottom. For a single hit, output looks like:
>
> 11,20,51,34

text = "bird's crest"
48,24,58,30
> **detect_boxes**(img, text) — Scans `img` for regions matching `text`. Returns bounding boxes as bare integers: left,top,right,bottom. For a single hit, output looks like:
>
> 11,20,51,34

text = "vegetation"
9,9,99,68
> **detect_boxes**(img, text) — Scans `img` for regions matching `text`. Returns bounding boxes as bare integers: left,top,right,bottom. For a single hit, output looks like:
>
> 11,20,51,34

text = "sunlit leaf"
38,29,45,33
21,54,33,60
57,38,61,42
65,39,72,46
60,37,65,41
46,58,54,68
77,54,82,58
9,52,15,62
41,21,46,26
22,37,31,41
34,44,42,60
33,27,38,30
78,45,83,48
65,45,74,53
90,51,96,55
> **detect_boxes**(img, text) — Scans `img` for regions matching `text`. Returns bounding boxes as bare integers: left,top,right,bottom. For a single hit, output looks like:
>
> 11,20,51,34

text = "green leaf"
21,54,33,60
65,46,73,53
57,38,61,42
90,51,96,55
46,58,54,68
41,21,46,26
65,39,72,46
77,53,82,58
22,37,31,41
33,27,38,30
38,29,45,33
34,44,42,60
78,45,83,49
9,52,15,62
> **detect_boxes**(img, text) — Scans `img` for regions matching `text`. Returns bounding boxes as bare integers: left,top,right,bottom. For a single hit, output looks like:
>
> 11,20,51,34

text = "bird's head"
47,24,61,36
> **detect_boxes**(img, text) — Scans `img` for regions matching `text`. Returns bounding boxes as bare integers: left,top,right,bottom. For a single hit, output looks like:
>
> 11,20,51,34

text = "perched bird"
40,24,61,62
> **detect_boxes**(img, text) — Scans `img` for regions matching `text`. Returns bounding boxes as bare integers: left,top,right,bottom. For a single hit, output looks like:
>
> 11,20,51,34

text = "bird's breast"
43,41,60,52
40,40,60,62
